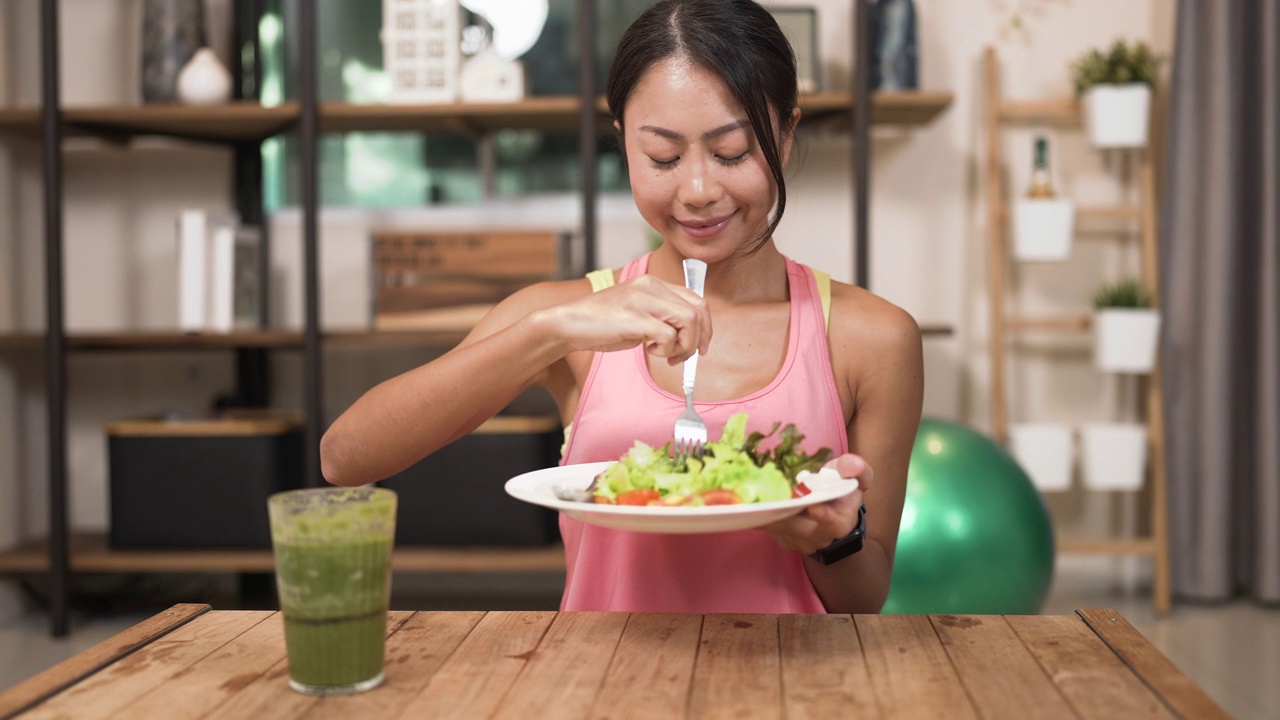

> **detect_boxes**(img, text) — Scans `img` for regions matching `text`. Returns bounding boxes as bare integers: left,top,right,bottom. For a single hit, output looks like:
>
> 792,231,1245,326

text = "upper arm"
830,288,924,564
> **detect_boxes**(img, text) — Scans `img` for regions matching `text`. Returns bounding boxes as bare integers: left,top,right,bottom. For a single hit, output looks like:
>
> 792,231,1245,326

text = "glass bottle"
1027,136,1056,198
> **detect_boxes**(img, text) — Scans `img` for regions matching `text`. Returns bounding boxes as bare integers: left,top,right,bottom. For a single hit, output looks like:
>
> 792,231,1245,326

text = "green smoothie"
268,487,397,694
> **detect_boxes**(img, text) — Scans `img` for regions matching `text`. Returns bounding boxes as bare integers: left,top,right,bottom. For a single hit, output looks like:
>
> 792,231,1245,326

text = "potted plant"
1070,39,1161,149
1009,422,1074,492
1092,279,1160,373
1080,422,1148,491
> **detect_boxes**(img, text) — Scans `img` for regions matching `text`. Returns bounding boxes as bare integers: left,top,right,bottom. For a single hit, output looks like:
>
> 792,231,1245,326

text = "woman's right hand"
536,274,712,365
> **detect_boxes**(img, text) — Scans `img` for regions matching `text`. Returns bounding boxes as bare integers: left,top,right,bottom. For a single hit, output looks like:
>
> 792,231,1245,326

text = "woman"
321,0,924,614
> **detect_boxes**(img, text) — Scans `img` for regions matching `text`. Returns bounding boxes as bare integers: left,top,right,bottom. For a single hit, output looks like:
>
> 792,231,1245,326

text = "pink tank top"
559,253,848,613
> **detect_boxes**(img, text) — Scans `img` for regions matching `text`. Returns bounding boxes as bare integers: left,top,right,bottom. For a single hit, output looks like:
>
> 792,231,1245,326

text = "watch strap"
807,504,866,565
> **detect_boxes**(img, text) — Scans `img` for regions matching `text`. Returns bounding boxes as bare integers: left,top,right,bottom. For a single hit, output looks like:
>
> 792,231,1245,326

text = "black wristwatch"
807,505,866,565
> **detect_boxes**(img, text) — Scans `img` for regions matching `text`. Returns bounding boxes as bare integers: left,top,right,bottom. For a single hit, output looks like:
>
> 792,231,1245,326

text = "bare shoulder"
827,280,922,360
825,280,924,406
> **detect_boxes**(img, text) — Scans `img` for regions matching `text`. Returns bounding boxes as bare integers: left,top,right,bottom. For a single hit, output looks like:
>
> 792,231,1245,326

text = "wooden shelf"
1059,537,1157,556
0,533,565,574
1005,314,1092,332
0,91,954,145
998,98,1083,125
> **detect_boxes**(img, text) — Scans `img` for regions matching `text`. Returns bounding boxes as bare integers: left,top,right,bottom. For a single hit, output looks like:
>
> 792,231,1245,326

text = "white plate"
504,461,858,534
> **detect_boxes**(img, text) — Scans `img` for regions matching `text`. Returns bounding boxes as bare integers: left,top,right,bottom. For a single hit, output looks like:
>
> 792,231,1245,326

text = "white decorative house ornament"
460,48,525,102
382,0,461,104
177,48,232,105
1083,84,1151,149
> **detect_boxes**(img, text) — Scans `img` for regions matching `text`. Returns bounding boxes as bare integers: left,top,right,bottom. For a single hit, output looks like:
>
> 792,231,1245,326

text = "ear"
780,107,801,167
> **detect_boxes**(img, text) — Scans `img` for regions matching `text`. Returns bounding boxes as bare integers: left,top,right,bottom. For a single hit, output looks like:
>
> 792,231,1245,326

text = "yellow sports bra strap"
813,269,831,331
586,268,616,292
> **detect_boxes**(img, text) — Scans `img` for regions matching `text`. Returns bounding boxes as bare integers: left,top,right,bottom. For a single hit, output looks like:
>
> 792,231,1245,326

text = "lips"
677,212,735,239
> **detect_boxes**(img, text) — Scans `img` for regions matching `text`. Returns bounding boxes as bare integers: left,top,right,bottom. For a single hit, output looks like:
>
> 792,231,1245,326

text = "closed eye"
649,156,679,168
717,151,749,166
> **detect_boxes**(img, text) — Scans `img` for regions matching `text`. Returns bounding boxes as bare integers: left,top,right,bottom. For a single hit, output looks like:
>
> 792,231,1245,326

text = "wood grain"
301,611,483,720
201,611,413,720
1007,615,1173,719
1077,609,1231,719
22,610,272,720
929,614,1074,719
687,614,782,720
0,603,209,718
113,611,290,720
587,613,702,720
393,611,556,719
855,614,976,719
492,612,629,720
779,614,875,720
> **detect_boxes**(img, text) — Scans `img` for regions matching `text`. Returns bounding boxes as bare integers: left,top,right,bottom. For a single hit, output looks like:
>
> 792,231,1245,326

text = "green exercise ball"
882,418,1055,615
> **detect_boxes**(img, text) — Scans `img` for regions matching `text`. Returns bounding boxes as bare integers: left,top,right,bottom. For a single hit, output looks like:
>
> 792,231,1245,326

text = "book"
209,224,263,332
175,209,238,332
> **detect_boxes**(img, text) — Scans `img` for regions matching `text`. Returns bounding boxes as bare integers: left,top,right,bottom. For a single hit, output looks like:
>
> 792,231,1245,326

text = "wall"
0,0,1175,622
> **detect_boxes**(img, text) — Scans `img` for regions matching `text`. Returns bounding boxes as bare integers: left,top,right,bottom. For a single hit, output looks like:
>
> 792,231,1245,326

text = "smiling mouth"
678,213,735,237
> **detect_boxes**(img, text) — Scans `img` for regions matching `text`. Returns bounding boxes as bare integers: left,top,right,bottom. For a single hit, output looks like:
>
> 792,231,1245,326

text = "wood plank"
1006,615,1173,719
688,614,782,720
64,102,297,143
1077,609,1232,719
492,612,629,720
113,611,291,720
778,614,874,719
929,614,1074,719
1005,314,1092,332
855,614,976,719
998,98,1082,125
22,610,273,720
393,611,556,719
587,613,702,720
301,611,483,720
200,611,413,720
0,603,209,719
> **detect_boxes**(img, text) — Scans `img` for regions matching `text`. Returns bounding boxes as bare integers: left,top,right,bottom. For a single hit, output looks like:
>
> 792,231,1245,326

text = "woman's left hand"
761,454,871,555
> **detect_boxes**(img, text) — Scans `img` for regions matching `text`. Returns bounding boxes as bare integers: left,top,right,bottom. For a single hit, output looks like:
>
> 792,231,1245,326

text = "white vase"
177,48,232,106
1012,198,1075,262
1080,423,1148,491
1009,423,1075,492
1094,308,1161,373
1083,84,1151,149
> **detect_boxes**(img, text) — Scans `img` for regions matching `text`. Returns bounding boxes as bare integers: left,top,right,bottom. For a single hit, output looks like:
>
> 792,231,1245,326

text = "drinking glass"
268,486,397,695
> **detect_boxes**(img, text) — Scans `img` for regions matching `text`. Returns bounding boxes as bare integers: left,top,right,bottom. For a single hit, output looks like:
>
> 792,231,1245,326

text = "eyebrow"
637,119,750,142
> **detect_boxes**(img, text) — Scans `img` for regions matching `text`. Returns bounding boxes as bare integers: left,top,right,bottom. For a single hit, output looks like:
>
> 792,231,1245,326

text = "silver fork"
673,258,709,465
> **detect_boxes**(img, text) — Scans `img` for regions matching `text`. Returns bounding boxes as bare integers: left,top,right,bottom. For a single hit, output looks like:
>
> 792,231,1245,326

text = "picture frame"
768,6,820,94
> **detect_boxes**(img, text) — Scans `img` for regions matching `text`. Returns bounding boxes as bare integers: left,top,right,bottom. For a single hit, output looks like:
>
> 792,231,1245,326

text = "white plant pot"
1094,308,1161,373
1009,423,1075,492
1080,423,1148,491
1083,84,1151,149
1012,199,1075,262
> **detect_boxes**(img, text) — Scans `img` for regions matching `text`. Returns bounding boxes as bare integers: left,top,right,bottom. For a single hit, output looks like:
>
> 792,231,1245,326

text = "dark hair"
607,0,799,249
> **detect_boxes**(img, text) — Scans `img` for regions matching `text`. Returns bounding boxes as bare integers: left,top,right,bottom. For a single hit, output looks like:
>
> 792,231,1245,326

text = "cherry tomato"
792,482,812,498
616,489,661,506
699,489,743,505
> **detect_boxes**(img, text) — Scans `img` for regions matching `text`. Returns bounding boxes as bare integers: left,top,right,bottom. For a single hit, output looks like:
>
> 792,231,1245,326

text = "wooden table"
0,605,1228,719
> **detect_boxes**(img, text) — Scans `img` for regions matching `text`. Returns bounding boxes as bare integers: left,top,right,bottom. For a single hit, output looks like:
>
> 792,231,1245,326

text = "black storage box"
379,416,562,547
107,413,305,549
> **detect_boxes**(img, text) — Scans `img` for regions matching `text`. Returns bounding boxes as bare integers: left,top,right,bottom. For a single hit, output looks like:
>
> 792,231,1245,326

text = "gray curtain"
1161,0,1279,603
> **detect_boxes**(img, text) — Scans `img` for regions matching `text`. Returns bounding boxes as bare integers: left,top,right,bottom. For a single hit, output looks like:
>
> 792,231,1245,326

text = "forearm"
804,540,892,614
321,311,566,486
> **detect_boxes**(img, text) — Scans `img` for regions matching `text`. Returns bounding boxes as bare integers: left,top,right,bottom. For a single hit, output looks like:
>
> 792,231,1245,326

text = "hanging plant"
1092,278,1160,373
1069,39,1162,96
1070,40,1163,149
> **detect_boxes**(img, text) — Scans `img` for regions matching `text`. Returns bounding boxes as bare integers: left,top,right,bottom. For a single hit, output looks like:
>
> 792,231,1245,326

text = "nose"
677,159,722,208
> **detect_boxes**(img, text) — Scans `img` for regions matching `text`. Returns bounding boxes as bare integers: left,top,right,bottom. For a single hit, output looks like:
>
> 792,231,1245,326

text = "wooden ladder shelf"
983,47,1171,615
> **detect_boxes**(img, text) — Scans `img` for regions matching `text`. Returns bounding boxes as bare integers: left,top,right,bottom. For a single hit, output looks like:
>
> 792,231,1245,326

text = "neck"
650,241,788,304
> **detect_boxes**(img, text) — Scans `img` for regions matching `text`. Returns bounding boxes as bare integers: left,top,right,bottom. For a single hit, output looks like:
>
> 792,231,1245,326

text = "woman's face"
621,57,792,262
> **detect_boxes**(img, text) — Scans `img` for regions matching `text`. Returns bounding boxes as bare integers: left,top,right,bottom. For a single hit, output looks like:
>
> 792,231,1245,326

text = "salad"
587,413,833,506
